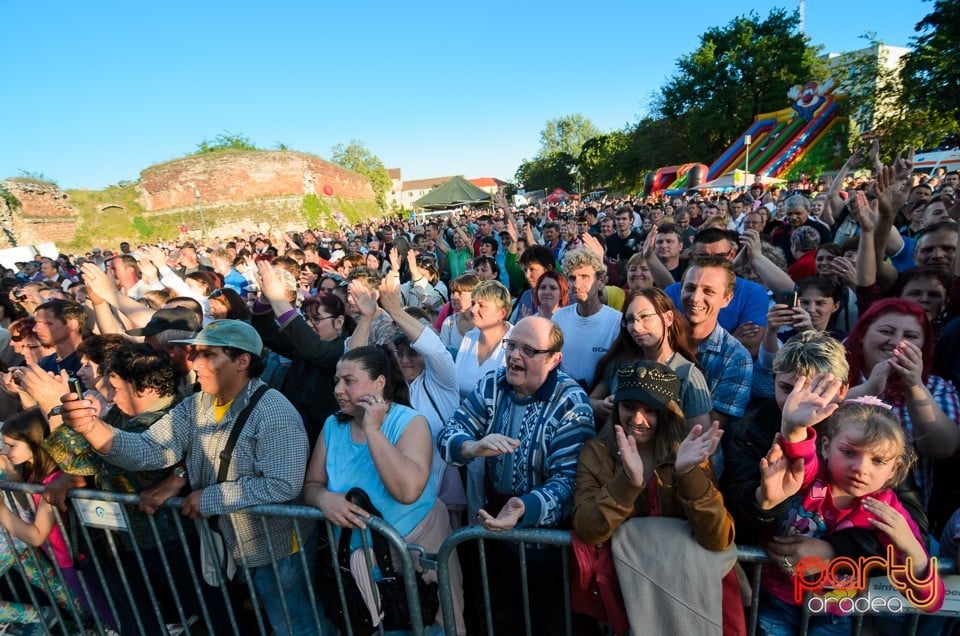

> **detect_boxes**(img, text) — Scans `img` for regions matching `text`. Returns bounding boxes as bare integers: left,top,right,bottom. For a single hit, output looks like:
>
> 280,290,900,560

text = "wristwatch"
173,467,187,480
47,405,63,418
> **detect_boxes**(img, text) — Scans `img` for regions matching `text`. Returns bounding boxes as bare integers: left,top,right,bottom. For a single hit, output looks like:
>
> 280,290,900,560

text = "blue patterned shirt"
438,368,594,528
697,324,753,419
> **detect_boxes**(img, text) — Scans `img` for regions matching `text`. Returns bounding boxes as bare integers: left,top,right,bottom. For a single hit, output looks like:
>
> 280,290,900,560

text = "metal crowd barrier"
2,480,958,636
0,481,427,636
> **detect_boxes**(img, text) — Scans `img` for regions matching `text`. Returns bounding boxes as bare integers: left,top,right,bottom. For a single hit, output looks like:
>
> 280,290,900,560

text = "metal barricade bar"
3,480,957,636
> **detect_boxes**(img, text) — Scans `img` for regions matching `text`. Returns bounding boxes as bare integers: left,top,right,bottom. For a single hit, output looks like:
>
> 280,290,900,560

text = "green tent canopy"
412,175,492,210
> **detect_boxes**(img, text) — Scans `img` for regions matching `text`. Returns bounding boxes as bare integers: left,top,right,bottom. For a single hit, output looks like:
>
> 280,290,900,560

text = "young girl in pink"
756,376,944,634
0,408,116,633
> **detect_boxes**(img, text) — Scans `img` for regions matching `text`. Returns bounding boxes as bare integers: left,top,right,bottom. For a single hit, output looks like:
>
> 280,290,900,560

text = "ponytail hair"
339,345,411,408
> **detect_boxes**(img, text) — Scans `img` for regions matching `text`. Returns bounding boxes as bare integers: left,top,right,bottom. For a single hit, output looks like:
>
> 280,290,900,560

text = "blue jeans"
758,593,851,636
248,533,334,636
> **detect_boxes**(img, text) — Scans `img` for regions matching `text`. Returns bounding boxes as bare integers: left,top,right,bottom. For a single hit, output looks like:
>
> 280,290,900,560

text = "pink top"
763,428,943,612
31,471,73,568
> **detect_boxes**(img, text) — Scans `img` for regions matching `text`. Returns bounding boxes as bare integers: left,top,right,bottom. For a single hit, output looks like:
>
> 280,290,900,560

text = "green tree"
656,8,826,164
515,152,577,192
833,36,953,162
194,131,259,154
578,131,631,192
330,139,392,211
539,114,602,159
901,0,960,119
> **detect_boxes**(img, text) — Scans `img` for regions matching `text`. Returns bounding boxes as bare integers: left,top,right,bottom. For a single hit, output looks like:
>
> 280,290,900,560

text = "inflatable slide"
706,79,844,182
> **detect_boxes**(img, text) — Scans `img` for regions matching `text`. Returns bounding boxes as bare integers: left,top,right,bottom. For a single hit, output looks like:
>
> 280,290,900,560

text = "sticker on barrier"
74,498,128,530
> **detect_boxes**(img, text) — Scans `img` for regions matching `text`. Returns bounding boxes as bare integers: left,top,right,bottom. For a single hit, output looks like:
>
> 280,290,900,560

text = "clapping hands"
674,422,723,476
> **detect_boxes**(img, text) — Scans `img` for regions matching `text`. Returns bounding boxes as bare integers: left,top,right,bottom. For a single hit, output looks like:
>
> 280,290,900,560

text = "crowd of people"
0,147,958,635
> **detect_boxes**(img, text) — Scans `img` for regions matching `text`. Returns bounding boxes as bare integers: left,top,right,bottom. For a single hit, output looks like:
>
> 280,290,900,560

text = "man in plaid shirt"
678,256,753,425
59,320,319,636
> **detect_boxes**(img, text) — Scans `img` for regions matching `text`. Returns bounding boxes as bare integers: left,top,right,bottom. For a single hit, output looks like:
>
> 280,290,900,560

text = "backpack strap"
216,385,270,483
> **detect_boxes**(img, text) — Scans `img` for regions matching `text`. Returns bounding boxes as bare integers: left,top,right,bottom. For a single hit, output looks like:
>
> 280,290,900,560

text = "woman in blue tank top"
304,345,437,538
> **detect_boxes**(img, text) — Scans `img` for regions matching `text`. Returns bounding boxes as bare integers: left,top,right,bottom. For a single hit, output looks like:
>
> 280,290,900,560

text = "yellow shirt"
604,285,625,311
214,399,234,423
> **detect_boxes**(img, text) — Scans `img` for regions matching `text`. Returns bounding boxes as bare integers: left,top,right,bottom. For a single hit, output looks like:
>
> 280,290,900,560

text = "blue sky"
1,1,931,190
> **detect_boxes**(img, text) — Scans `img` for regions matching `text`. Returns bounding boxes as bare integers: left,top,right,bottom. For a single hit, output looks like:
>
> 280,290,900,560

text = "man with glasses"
438,315,593,633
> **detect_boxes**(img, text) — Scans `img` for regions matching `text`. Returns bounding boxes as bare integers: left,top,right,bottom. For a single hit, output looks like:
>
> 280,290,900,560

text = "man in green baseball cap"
58,318,320,635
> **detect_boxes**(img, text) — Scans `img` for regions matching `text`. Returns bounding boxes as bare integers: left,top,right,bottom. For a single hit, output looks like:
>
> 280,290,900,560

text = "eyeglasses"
502,339,554,358
306,314,336,324
394,348,421,360
623,313,660,327
210,289,226,299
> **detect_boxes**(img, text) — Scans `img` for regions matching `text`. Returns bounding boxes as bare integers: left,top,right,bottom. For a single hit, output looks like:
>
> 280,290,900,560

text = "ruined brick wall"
139,150,374,211
0,151,376,250
0,179,80,248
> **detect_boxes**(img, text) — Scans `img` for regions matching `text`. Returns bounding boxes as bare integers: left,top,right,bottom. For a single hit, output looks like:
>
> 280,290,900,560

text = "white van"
914,146,960,175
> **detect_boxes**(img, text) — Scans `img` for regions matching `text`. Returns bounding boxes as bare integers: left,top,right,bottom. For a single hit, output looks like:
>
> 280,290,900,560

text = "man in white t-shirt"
551,249,621,388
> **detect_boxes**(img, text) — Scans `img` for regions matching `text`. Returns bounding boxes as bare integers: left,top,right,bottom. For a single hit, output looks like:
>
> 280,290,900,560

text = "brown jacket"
572,438,735,550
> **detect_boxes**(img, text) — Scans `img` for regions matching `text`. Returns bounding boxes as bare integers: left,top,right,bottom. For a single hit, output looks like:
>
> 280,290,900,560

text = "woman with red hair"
533,270,570,320
845,297,960,507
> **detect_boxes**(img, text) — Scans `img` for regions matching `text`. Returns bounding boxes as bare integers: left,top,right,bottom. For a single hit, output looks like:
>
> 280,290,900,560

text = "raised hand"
855,191,879,233
388,247,401,273
641,224,658,260
593,394,614,420
256,261,289,304
16,367,71,416
740,229,762,260
139,257,160,284
348,279,379,318
141,245,171,272
615,425,646,488
830,256,856,287
889,339,923,388
868,140,881,174
875,165,907,218
892,146,915,183
766,304,799,330
674,422,723,475
579,232,605,260
378,273,404,314
405,248,422,281
732,320,763,354
792,307,814,333
781,374,843,439
80,262,118,306
757,438,804,510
